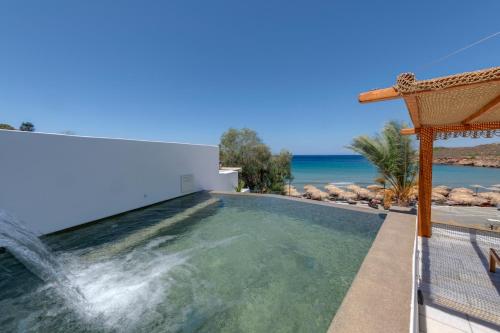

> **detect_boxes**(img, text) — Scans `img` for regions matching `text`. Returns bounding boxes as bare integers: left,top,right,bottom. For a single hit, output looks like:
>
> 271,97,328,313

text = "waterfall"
0,210,87,304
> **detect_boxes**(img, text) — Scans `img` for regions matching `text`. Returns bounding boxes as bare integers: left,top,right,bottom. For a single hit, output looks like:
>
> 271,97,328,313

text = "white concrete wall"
216,170,239,192
0,130,231,235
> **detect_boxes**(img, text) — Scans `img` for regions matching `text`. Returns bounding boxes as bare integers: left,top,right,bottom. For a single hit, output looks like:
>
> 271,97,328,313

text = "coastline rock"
433,157,500,168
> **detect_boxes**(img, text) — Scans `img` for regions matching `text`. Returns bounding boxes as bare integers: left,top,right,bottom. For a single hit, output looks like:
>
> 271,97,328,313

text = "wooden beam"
401,128,416,135
490,248,500,273
401,122,500,136
358,87,400,103
462,94,500,124
418,127,434,238
403,95,421,128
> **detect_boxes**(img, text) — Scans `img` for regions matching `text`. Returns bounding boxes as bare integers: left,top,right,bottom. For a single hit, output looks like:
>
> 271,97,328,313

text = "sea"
291,155,500,191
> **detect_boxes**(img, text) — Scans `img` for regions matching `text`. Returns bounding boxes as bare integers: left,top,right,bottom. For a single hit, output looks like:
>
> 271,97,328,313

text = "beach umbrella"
469,184,483,195
450,187,474,195
367,184,383,191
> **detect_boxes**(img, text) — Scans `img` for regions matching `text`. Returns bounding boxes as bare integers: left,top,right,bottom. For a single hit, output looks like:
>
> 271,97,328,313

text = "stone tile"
469,320,500,333
422,316,470,333
420,305,470,331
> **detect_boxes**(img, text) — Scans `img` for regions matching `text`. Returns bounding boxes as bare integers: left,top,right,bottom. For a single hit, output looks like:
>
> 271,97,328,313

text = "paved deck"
418,224,500,332
328,212,416,333
432,205,500,231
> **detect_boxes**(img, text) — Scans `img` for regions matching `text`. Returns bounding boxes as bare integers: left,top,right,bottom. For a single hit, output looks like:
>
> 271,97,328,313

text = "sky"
1,0,499,154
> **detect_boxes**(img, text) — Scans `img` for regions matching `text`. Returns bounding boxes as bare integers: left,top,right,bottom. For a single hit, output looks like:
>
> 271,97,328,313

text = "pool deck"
418,224,500,333
327,211,417,333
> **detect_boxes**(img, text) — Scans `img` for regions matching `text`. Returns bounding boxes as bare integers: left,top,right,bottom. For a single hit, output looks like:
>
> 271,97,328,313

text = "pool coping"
210,191,387,215
212,192,418,333
327,211,417,333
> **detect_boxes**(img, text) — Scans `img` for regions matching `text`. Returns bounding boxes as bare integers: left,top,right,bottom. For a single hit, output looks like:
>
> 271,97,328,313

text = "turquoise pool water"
0,192,384,332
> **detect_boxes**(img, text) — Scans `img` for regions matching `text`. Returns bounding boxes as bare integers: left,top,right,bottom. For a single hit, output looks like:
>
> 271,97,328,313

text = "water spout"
0,210,87,304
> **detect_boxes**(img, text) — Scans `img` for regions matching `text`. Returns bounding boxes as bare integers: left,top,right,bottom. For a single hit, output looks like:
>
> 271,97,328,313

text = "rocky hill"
433,143,500,168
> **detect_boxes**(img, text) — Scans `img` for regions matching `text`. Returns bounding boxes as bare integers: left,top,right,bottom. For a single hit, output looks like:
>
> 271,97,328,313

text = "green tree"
19,122,35,132
348,121,418,206
220,128,293,193
0,123,15,130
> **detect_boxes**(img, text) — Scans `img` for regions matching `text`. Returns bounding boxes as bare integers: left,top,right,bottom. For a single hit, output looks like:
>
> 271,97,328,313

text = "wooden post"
418,127,433,237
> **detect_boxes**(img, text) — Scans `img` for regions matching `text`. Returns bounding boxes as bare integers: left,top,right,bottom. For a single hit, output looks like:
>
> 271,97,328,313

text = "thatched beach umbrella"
478,192,500,205
325,184,343,197
448,192,488,206
450,187,474,195
431,192,446,204
338,191,357,201
367,184,383,191
432,185,451,196
469,184,483,195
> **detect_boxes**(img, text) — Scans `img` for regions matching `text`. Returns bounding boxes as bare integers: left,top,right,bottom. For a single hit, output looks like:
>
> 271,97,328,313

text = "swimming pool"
0,192,385,332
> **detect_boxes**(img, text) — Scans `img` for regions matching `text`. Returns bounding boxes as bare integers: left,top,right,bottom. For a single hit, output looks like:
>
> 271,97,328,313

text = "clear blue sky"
1,0,499,154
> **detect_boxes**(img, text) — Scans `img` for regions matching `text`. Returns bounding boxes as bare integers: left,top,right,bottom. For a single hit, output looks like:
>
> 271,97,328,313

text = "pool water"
0,192,385,332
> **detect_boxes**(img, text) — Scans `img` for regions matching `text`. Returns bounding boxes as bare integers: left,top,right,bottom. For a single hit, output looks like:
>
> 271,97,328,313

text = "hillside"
433,143,500,168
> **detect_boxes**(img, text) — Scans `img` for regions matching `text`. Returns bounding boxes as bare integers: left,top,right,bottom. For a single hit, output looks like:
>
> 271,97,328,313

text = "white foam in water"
0,210,88,308
0,210,189,330
65,245,191,329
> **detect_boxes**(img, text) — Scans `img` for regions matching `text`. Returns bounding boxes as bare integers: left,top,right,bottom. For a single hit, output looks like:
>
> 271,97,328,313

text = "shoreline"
433,157,500,168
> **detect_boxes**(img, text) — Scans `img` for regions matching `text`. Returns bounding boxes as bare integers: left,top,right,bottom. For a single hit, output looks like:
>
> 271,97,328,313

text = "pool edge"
327,211,417,333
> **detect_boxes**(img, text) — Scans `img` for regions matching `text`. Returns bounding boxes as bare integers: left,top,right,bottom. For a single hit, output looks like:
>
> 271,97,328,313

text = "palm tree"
348,121,418,206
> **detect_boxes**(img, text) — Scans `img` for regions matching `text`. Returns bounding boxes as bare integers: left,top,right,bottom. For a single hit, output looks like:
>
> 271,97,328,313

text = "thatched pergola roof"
358,66,500,237
359,66,500,140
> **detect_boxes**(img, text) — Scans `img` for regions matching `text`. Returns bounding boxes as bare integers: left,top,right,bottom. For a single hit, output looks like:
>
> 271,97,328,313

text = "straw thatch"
432,185,451,196
374,190,385,201
450,187,474,195
448,192,489,206
337,191,357,201
477,192,500,205
303,185,328,201
283,185,302,197
346,184,374,200
303,184,317,192
324,184,343,197
367,184,384,191
346,184,362,192
431,192,447,204
393,67,500,139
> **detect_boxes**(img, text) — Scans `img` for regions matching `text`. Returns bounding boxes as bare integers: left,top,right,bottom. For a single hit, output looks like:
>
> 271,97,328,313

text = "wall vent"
180,174,194,193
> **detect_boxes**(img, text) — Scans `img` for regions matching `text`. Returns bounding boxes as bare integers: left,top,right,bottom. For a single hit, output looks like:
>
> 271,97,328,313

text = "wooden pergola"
359,66,500,237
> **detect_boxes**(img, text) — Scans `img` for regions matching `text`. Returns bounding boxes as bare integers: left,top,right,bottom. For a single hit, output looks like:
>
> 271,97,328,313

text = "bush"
19,122,35,132
220,128,292,193
0,123,15,130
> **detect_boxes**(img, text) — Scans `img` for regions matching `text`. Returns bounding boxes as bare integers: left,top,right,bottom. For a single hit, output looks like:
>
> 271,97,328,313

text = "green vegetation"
220,128,293,193
348,121,418,206
235,179,246,192
19,122,35,132
0,123,15,130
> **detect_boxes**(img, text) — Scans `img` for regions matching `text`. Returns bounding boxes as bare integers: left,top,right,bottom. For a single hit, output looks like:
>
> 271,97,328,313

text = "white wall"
0,130,232,235
216,170,239,192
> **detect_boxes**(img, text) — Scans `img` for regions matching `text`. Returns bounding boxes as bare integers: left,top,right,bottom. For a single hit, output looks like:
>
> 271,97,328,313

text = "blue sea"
292,155,500,190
